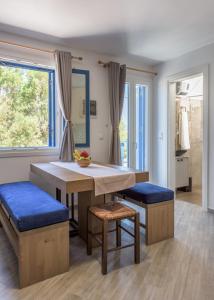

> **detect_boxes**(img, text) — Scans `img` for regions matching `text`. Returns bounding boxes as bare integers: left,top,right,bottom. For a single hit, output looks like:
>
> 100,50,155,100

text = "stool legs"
102,219,108,275
116,220,121,247
134,213,140,264
87,209,141,275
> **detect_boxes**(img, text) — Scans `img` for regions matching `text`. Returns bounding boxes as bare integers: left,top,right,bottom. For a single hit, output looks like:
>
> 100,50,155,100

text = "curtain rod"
98,60,157,76
0,39,83,61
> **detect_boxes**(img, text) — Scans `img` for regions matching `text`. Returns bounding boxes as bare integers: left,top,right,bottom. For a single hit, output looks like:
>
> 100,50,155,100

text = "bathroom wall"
189,97,203,188
175,76,203,190
175,95,203,189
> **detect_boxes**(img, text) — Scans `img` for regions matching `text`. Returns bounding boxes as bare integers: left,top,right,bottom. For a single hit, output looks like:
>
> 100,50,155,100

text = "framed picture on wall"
83,100,97,117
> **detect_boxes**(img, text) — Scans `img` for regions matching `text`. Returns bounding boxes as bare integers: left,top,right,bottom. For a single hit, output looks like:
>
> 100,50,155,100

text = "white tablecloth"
51,162,136,196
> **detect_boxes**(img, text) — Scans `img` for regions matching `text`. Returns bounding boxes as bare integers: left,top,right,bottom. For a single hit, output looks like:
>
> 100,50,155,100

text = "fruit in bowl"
73,150,91,167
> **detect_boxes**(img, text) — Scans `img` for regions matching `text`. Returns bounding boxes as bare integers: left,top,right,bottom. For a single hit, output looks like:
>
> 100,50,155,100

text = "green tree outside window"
0,65,50,147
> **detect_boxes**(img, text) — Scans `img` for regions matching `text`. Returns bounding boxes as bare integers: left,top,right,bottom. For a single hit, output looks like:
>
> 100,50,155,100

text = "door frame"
167,65,209,210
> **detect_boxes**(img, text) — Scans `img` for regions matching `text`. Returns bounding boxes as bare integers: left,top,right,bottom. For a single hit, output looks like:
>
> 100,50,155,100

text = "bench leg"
145,200,174,245
18,222,69,288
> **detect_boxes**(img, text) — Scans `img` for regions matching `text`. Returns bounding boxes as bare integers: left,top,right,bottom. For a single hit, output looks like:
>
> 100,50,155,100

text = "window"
120,83,129,167
120,78,150,170
62,69,90,147
72,69,90,147
0,61,55,149
135,84,146,170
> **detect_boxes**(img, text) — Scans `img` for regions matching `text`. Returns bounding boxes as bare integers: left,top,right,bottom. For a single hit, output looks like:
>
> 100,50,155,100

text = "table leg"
78,191,105,244
68,193,79,237
56,189,79,237
56,188,61,202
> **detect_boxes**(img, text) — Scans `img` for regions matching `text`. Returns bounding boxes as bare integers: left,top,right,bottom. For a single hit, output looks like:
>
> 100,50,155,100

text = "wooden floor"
176,186,202,206
0,200,214,300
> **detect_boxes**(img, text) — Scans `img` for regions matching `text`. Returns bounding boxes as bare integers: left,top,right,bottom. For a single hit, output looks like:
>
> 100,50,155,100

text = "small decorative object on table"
73,150,91,167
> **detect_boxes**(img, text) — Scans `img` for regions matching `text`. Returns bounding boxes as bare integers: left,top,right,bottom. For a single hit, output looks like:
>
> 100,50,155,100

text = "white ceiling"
1,0,214,64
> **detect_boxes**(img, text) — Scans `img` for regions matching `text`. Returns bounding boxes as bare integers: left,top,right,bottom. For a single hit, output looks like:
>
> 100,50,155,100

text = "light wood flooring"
0,200,214,300
176,187,202,206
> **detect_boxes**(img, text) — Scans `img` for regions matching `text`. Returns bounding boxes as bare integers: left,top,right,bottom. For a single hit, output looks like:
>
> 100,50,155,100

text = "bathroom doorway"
167,67,208,209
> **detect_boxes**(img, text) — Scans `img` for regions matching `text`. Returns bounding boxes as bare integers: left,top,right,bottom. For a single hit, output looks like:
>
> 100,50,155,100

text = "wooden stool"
87,202,140,274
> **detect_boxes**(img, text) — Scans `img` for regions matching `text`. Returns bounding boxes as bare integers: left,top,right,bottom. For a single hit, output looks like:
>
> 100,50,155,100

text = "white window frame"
0,59,60,158
126,73,152,172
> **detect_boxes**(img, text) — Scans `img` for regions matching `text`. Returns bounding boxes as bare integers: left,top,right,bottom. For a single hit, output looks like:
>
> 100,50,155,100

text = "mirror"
72,69,90,147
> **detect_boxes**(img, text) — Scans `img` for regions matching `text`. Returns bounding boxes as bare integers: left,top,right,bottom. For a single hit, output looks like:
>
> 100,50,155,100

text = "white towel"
179,111,190,150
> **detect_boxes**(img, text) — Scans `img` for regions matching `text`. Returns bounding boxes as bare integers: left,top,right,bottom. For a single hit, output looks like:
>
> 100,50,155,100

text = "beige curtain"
108,62,126,165
54,50,74,161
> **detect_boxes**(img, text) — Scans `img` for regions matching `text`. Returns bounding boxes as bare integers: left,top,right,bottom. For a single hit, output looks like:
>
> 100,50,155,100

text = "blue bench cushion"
120,182,174,205
0,181,69,232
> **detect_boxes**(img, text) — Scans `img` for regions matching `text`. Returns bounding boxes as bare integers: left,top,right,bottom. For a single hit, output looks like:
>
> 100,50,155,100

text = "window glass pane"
135,84,146,170
72,73,86,144
120,83,129,167
0,62,54,148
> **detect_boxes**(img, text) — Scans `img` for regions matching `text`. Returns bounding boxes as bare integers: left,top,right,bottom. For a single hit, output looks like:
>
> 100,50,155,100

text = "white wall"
152,42,214,209
0,31,153,183
0,155,58,183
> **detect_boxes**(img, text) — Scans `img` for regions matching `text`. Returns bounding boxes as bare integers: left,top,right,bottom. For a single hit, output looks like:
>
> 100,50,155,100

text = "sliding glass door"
120,78,150,171
120,83,129,167
135,84,146,170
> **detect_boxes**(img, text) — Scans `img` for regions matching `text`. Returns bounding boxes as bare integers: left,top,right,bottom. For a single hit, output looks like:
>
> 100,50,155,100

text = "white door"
120,77,151,171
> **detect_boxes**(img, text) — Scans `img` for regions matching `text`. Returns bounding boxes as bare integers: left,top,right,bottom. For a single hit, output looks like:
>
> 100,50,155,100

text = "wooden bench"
0,181,70,288
116,182,174,245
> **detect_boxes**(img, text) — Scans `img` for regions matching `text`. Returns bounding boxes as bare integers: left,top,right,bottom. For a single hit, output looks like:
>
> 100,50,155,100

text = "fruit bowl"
73,150,91,168
77,159,91,168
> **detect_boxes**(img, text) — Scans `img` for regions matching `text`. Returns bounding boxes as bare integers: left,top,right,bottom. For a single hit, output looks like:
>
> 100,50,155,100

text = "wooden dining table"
30,162,149,243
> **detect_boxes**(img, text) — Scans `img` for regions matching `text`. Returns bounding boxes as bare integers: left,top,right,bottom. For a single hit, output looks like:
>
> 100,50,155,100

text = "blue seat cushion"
0,181,69,232
120,182,174,204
